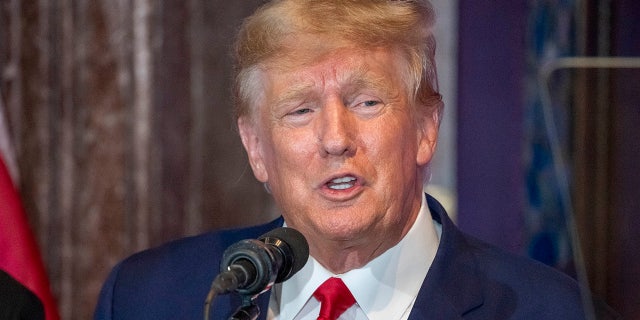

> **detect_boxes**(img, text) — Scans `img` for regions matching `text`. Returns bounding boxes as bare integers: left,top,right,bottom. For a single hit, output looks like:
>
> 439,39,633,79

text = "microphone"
211,227,309,296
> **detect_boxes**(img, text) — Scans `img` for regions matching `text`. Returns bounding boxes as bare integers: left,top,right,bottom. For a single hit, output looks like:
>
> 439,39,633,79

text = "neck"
309,208,420,274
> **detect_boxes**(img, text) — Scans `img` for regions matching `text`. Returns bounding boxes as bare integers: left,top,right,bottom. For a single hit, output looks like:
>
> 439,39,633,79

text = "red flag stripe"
0,154,60,320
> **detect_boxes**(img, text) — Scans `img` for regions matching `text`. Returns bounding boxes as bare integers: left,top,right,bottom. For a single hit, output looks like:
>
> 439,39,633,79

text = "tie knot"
313,277,356,320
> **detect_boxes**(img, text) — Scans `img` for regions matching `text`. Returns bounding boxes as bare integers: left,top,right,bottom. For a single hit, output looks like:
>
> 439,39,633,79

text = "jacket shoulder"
94,217,283,320
465,235,586,317
422,195,588,318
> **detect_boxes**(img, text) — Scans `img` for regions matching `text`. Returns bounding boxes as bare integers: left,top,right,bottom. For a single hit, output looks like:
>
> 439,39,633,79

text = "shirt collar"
275,194,440,320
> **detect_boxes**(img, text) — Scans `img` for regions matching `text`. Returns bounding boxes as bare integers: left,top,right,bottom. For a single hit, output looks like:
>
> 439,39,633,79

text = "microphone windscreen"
259,227,309,280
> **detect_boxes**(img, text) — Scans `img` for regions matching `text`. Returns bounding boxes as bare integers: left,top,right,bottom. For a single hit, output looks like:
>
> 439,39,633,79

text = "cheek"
370,127,421,204
267,130,316,175
370,122,418,161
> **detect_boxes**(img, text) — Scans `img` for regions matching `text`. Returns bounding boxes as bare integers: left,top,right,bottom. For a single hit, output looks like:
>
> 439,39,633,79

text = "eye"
350,94,383,109
361,100,380,107
280,105,315,126
349,95,385,118
352,97,384,111
290,108,312,115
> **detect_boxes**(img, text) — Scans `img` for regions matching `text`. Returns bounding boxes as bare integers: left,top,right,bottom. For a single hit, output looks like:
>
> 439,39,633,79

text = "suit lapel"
408,195,484,319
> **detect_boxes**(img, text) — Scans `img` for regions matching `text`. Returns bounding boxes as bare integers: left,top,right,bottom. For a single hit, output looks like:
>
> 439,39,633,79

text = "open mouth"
326,176,357,190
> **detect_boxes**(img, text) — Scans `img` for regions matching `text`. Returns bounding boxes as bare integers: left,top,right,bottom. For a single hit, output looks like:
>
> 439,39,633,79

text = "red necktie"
313,277,356,320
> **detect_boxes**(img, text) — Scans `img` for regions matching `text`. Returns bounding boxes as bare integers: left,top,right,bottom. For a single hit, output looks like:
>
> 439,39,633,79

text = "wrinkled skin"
238,46,438,273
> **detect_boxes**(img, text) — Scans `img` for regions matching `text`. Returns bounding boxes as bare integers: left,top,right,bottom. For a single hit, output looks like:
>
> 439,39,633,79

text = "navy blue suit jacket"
94,195,594,319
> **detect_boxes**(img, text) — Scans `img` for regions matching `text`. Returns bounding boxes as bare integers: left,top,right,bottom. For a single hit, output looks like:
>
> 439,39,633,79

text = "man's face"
238,46,438,259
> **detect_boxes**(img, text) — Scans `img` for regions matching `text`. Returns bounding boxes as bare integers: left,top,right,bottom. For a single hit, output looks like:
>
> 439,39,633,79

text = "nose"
317,97,356,157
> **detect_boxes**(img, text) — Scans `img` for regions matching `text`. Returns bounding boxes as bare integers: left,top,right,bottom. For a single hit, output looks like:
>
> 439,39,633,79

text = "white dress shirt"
268,194,441,320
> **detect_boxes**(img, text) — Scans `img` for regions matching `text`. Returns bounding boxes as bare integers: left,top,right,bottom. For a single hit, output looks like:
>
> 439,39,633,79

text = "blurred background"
1,0,638,319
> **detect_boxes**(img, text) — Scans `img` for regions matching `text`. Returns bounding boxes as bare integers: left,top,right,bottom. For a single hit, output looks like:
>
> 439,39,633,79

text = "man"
94,1,601,319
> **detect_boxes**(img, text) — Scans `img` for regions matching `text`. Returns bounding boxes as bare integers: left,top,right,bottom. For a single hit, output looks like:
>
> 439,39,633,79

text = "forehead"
261,46,408,99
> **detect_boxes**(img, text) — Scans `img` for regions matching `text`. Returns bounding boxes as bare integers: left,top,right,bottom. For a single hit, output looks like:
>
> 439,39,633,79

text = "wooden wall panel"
1,1,275,319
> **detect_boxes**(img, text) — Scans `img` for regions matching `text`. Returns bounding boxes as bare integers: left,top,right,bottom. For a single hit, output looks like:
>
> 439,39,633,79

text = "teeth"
330,183,351,190
331,176,356,184
328,176,356,190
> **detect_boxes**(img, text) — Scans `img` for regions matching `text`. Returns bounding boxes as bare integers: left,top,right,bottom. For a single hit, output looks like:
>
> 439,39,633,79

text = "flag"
0,103,60,319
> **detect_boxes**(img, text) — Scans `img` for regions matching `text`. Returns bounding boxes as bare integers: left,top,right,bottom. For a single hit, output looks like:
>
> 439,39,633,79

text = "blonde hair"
233,0,443,122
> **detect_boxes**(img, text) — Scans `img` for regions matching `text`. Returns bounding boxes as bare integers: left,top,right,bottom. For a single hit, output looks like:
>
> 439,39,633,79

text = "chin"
319,220,373,241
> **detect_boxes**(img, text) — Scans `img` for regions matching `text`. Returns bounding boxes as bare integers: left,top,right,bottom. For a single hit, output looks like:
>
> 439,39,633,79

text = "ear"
238,116,269,183
416,110,439,166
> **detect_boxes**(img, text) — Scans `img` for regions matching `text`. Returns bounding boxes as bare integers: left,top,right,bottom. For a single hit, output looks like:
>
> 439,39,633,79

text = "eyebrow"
342,66,399,99
271,82,317,108
346,74,395,97
270,65,399,108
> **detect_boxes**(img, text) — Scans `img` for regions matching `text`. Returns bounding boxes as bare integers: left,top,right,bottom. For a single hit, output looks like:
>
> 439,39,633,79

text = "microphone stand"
204,289,260,320
227,294,260,320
